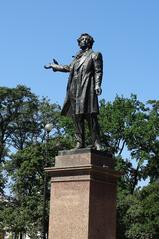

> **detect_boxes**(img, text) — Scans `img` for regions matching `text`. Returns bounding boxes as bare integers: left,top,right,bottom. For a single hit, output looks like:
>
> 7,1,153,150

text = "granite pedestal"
46,149,120,239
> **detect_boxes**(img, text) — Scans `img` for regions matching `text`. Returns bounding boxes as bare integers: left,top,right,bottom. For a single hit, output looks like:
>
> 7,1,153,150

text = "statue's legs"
73,114,101,150
74,114,85,148
86,114,101,150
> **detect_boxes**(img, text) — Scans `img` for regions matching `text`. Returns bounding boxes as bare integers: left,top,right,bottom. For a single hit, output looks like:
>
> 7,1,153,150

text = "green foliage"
3,138,70,237
100,95,159,183
123,183,159,239
99,94,150,154
1,86,159,238
0,85,72,237
99,96,159,239
0,85,39,152
117,183,159,239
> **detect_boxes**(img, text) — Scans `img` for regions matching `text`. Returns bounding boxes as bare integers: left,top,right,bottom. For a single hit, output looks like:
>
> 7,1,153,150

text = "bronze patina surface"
44,33,103,150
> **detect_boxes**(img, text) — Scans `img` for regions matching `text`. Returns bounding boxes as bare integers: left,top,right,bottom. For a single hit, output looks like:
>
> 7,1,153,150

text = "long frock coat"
61,49,103,117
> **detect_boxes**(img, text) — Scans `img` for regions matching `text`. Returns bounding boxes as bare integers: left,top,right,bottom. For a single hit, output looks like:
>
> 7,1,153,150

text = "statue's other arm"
92,52,103,95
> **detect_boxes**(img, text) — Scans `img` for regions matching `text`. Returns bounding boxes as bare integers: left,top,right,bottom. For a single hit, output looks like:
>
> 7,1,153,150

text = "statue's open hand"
44,64,52,69
44,63,58,72
44,59,59,71
95,86,102,96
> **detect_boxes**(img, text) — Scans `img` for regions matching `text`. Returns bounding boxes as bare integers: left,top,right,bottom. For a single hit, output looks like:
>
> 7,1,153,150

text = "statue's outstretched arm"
44,59,70,72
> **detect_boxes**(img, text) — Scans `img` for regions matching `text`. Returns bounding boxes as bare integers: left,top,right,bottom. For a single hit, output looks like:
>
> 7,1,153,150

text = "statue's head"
77,33,94,50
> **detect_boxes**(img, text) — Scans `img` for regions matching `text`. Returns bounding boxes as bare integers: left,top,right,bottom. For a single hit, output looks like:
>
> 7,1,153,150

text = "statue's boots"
94,140,102,151
75,141,84,149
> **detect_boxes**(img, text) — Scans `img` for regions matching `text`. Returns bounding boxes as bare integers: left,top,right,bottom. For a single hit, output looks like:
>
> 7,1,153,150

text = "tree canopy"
0,86,159,238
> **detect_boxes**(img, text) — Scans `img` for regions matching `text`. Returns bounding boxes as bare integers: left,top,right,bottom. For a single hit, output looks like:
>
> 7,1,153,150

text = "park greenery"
0,85,159,239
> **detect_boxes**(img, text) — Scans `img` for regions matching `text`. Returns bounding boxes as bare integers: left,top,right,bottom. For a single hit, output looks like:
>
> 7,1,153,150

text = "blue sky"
0,1,159,106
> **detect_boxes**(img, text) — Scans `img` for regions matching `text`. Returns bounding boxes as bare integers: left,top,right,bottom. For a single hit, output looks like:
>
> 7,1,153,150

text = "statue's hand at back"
95,85,102,96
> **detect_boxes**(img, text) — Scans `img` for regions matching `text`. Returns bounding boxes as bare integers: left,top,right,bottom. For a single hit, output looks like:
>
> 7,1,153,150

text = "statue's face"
79,35,91,50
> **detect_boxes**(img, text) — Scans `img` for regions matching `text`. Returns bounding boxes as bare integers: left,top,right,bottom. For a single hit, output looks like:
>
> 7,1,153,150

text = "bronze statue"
44,33,103,150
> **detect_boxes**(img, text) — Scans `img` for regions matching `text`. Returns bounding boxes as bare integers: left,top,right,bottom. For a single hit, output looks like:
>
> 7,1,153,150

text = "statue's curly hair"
77,33,95,48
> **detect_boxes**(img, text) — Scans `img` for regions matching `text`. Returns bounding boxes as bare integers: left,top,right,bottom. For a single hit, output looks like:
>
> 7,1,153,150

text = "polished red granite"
46,149,120,239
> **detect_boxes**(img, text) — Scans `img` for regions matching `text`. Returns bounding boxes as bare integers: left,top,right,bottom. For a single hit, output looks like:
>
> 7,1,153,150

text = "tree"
4,143,54,238
0,85,41,198
0,85,73,238
4,137,72,238
141,100,159,183
123,183,159,239
98,95,159,238
0,85,39,154
1,86,159,238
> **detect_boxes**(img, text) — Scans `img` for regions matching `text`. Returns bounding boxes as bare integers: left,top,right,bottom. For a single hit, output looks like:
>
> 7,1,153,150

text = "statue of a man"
44,33,103,150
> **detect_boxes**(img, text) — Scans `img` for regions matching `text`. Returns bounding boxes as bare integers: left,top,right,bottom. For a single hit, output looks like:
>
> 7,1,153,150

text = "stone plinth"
46,149,120,239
